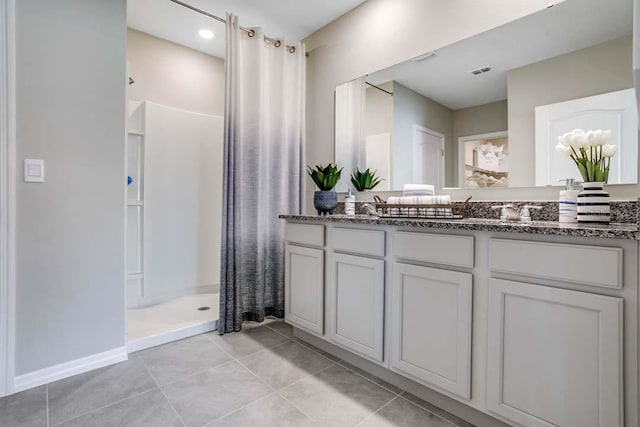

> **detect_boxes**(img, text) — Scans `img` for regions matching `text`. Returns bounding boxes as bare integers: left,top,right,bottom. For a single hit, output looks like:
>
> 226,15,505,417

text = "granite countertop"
279,214,640,240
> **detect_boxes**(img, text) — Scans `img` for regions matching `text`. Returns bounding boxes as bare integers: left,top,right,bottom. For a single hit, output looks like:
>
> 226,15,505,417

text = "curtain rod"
365,82,393,96
169,0,297,53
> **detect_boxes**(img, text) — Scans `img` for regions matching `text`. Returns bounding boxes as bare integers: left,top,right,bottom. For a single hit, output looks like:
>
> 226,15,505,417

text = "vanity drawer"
285,223,325,247
490,239,622,289
393,231,474,268
332,227,385,257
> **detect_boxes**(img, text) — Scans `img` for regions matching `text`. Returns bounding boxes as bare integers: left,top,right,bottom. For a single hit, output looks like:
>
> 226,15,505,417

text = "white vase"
577,182,610,224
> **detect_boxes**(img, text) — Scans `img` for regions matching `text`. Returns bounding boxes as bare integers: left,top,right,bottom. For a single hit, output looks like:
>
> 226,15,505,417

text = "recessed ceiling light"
198,29,214,40
412,51,438,62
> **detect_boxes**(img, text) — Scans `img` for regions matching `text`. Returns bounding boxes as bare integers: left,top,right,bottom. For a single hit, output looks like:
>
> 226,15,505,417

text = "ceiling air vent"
470,66,492,75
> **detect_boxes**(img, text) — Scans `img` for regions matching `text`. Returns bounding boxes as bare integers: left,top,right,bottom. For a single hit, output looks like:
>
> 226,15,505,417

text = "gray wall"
16,0,127,374
452,100,508,185
304,0,640,203
508,36,634,187
127,29,225,116
365,82,393,137
393,83,454,188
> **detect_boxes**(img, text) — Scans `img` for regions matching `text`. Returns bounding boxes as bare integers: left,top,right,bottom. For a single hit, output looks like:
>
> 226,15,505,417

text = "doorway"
0,0,16,397
457,130,509,189
125,27,225,352
412,125,445,189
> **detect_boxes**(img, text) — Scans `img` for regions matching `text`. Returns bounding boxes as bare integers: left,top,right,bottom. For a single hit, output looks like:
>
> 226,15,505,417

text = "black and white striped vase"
577,182,610,224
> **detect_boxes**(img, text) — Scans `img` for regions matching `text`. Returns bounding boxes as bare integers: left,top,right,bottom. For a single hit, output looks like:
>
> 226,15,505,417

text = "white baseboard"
13,346,128,394
126,319,218,353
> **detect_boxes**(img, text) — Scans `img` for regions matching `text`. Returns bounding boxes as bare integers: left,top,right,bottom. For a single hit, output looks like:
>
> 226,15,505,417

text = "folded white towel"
403,184,435,197
386,195,452,217
387,195,450,205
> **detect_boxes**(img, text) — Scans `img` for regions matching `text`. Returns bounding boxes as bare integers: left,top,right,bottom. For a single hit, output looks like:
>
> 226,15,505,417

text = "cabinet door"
390,263,472,400
487,279,623,427
330,253,385,362
285,244,324,335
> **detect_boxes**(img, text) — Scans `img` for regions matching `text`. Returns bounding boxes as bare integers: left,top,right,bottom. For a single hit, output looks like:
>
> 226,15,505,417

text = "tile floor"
127,293,220,342
1,319,474,427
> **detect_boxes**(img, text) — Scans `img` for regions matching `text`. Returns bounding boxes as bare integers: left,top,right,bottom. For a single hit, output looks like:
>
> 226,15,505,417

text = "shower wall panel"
134,101,223,306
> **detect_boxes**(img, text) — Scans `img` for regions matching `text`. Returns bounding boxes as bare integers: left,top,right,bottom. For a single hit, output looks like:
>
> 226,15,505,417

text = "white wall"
127,28,225,117
15,0,126,375
304,0,640,203
365,82,393,137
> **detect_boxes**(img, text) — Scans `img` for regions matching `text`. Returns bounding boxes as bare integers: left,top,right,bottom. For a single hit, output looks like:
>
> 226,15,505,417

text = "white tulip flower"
556,128,614,183
569,129,587,148
555,143,572,156
602,144,617,157
585,130,599,147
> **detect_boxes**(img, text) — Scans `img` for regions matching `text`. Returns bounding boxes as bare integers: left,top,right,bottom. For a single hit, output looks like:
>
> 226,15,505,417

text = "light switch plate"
24,159,45,182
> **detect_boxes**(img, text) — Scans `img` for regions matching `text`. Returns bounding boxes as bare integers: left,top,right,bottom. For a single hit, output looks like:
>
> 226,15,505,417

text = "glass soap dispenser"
559,178,579,224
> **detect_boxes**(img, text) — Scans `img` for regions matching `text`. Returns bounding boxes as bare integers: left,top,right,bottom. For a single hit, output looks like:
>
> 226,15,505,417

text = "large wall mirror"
334,0,638,191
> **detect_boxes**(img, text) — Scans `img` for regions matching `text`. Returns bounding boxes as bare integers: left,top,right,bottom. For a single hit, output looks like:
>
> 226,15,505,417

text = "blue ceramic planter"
313,191,337,215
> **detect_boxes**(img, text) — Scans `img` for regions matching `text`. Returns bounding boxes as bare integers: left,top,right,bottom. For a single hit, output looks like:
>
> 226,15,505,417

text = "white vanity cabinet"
329,252,385,361
328,227,386,362
282,218,637,427
486,278,623,427
390,263,473,399
487,238,625,427
389,230,474,399
284,223,325,335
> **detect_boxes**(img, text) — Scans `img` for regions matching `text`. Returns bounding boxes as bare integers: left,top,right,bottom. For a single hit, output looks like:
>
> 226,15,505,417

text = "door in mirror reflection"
412,126,444,189
535,88,638,186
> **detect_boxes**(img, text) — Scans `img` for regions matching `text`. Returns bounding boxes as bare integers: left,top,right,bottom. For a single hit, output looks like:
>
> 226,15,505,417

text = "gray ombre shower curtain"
219,14,305,333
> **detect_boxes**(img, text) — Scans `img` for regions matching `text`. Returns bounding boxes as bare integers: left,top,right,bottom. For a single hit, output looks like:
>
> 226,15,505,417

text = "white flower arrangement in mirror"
555,128,617,183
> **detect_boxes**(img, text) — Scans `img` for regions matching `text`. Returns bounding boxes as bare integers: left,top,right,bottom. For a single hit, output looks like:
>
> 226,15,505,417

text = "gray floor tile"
48,358,157,426
207,393,315,427
162,361,272,427
0,385,46,427
280,364,395,426
337,360,403,394
265,320,295,338
400,394,474,427
359,396,457,427
255,316,283,326
240,341,334,389
236,317,282,331
292,338,341,362
56,389,182,427
138,334,232,385
207,325,289,358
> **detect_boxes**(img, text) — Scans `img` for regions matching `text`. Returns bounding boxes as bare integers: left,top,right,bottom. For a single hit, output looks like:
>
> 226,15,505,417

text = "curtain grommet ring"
288,46,296,54
274,40,282,48
247,29,255,37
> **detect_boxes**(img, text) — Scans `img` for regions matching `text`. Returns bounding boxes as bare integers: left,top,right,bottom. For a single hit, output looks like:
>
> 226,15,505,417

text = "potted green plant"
307,163,343,215
555,128,617,224
350,168,383,194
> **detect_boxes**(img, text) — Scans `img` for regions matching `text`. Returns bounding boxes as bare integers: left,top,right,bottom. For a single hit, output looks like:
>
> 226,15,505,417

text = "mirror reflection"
334,0,637,191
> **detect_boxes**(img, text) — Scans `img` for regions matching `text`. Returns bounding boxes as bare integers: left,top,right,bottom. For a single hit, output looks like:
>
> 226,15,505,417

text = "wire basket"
373,196,471,219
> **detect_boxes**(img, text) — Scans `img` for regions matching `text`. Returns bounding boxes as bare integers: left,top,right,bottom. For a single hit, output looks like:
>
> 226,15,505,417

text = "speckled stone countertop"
279,214,640,240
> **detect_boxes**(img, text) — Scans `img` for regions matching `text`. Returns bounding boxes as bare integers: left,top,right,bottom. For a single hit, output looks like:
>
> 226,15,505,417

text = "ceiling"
367,0,633,110
127,0,367,58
